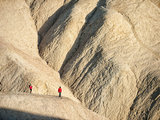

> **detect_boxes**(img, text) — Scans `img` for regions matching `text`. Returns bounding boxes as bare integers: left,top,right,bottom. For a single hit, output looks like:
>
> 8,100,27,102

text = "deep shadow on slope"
38,0,78,47
0,108,65,120
59,0,108,76
128,70,160,120
59,0,118,115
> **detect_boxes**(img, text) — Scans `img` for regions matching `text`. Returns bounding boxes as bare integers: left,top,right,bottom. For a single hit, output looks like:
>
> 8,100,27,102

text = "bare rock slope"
0,93,106,120
0,0,104,119
0,0,160,120
0,0,77,100
37,0,160,120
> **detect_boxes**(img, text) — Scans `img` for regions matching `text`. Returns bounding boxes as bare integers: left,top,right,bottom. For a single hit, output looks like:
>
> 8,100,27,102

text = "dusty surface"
0,0,78,101
0,93,106,120
39,0,99,71
0,0,160,120
38,0,160,119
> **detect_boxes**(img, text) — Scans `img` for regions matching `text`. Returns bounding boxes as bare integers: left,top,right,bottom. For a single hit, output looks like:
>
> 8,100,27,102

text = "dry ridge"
0,93,106,120
37,0,160,119
0,0,160,120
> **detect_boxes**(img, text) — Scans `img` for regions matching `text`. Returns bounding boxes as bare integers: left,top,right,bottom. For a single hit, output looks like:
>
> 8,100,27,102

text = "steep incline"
36,0,160,119
39,0,99,71
0,0,78,102
0,0,38,57
0,0,160,119
25,0,65,41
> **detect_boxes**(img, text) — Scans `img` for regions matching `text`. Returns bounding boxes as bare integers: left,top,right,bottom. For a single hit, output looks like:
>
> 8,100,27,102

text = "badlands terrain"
0,0,160,120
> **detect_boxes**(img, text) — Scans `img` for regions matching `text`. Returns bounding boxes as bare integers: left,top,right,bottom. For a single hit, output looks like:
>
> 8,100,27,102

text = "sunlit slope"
35,0,160,119
0,93,107,120
0,0,77,101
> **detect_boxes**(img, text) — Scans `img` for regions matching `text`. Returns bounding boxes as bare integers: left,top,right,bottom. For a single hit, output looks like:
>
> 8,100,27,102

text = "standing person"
0,82,2,91
58,87,62,97
29,84,32,93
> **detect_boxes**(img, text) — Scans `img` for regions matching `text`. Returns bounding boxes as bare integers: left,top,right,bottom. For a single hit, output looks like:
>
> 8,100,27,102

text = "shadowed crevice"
60,0,109,76
70,49,103,90
38,0,79,50
127,71,160,120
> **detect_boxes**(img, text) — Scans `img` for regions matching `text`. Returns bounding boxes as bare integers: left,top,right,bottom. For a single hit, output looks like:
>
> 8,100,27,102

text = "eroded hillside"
0,0,160,120
32,0,160,119
0,93,106,120
0,0,78,100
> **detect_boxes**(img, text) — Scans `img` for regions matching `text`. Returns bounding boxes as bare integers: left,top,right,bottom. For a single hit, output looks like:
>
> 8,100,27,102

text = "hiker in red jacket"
29,84,32,93
58,86,62,97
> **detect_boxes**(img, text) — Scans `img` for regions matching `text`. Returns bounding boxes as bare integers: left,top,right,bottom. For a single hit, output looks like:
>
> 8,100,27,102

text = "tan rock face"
37,0,160,119
0,0,38,57
0,0,160,120
0,0,78,102
0,93,107,120
39,0,99,71
25,0,64,38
